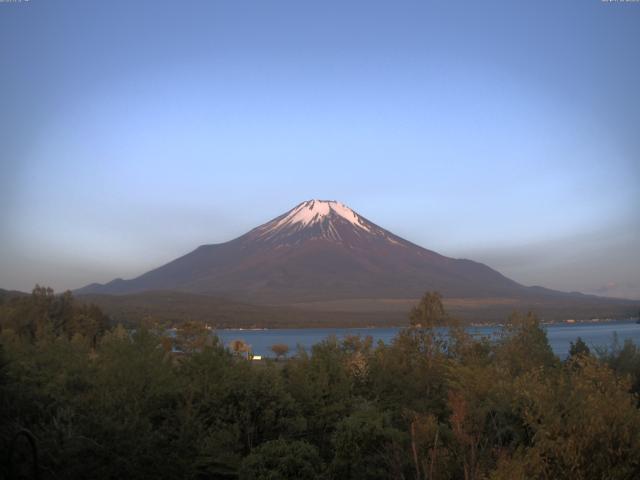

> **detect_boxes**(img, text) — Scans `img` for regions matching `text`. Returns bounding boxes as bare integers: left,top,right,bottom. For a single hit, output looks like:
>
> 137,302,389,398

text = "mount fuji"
77,200,600,307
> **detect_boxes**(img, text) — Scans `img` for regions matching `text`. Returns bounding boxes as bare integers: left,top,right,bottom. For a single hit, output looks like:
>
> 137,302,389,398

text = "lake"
215,320,640,359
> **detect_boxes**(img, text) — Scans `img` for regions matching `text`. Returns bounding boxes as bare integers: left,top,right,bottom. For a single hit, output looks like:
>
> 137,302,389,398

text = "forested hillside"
2,288,640,479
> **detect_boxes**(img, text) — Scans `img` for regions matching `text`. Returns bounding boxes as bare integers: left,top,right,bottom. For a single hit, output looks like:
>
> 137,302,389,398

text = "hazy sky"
1,1,639,299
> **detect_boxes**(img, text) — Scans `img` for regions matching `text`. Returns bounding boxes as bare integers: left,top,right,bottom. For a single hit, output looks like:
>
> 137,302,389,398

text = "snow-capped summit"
252,199,398,245
269,200,371,232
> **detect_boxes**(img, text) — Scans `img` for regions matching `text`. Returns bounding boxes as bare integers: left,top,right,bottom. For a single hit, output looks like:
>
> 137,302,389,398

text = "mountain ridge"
75,200,622,306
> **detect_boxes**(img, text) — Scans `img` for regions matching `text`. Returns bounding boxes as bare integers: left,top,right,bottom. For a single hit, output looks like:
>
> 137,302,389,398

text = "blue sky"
1,0,639,298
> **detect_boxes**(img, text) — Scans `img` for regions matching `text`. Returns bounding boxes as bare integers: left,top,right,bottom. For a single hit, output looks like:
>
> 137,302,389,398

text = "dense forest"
1,288,640,479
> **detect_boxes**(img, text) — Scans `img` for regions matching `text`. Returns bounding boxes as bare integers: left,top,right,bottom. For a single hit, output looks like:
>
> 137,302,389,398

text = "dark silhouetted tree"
569,337,591,358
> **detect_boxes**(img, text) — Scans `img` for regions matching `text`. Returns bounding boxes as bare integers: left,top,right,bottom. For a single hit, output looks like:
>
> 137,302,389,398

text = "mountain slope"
76,200,597,304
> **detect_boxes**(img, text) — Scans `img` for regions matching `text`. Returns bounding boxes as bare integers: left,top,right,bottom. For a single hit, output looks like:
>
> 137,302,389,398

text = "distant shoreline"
212,317,640,332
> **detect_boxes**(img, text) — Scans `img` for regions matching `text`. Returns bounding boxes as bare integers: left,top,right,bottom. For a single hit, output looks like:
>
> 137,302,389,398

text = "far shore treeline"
2,287,640,479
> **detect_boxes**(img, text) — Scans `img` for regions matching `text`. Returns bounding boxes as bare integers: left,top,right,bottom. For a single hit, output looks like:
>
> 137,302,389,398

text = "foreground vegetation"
1,288,640,479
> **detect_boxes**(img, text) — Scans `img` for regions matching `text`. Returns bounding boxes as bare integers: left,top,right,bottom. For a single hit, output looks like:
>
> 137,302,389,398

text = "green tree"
409,292,446,327
505,357,640,478
174,320,212,354
73,327,189,479
495,311,558,377
0,286,109,344
239,439,324,480
330,403,404,480
568,337,591,359
179,345,305,474
598,337,640,400
282,337,355,456
367,327,449,418
446,358,528,480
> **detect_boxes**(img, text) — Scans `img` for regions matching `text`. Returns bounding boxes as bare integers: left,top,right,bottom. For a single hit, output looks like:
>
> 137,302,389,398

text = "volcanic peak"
266,200,372,233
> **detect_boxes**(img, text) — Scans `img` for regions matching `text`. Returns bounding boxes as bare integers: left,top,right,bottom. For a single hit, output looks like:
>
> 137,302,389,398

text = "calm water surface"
215,321,640,359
